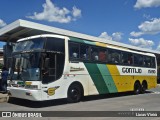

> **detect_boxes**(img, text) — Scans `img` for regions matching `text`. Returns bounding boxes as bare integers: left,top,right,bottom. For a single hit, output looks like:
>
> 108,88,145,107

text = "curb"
0,93,9,103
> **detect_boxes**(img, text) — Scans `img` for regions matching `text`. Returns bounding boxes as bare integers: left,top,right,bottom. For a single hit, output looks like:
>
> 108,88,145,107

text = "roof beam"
8,28,33,40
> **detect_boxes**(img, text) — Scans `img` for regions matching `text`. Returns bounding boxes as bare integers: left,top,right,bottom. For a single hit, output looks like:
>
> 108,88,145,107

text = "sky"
0,0,160,51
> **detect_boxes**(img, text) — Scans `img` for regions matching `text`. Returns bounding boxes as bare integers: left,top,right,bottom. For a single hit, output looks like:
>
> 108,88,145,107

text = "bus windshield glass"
14,38,44,52
10,52,41,81
9,36,65,82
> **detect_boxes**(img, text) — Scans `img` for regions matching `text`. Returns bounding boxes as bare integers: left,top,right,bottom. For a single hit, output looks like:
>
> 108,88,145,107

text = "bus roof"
0,19,160,55
17,34,67,42
17,34,155,57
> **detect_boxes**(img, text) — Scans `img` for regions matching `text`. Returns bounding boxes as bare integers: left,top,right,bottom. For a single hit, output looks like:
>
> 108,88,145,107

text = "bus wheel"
141,81,147,94
134,81,141,95
67,83,83,103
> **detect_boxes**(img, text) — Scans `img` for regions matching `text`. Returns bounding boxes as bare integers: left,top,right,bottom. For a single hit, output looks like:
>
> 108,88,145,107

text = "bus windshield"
9,36,65,83
10,52,41,81
14,38,45,52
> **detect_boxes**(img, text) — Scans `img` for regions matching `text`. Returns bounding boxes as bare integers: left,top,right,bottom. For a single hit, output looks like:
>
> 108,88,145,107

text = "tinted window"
91,47,99,61
134,54,143,66
108,49,121,64
151,57,156,68
99,48,107,62
122,52,133,65
144,56,151,67
80,44,90,60
68,41,156,68
45,37,65,53
69,43,80,59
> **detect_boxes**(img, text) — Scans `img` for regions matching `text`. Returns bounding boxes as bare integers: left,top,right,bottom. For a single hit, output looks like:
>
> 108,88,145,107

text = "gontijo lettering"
122,67,142,73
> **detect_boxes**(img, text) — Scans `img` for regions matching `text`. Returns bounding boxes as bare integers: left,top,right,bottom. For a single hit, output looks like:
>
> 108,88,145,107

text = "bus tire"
134,81,141,95
141,81,147,94
67,83,83,103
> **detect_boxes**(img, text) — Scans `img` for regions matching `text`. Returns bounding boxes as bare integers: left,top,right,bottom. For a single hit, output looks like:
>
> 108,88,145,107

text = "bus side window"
80,44,90,60
108,49,114,63
144,56,151,67
138,55,143,65
113,50,121,64
151,57,156,68
121,52,128,64
91,47,99,61
133,54,143,66
133,54,138,65
121,52,133,65
108,49,120,64
99,48,107,62
69,43,80,60
127,53,133,65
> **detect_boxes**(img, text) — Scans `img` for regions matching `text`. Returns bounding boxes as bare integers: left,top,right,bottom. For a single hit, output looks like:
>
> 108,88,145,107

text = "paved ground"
0,86,160,120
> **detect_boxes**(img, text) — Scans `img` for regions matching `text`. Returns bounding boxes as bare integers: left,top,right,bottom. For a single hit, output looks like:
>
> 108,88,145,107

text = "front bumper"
7,87,42,101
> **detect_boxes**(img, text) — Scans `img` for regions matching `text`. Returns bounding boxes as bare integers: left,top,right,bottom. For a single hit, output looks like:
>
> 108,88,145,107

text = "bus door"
41,53,57,99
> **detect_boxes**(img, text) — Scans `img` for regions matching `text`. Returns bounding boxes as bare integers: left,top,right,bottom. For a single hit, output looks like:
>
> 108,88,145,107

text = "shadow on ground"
7,91,153,108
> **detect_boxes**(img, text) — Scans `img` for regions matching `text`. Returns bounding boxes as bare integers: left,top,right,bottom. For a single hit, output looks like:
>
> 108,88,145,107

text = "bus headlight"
25,85,38,90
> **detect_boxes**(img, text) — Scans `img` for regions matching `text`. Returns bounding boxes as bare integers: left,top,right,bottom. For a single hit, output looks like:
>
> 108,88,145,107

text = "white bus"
8,34,157,102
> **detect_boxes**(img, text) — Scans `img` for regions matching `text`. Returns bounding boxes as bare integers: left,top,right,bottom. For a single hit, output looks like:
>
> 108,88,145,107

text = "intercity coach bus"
7,34,157,102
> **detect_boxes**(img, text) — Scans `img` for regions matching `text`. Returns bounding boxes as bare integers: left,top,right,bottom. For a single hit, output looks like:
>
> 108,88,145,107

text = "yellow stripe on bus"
95,42,107,47
106,65,157,92
107,64,126,92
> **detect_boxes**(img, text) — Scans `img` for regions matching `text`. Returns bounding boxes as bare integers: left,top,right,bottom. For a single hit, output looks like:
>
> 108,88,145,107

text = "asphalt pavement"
0,86,160,120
